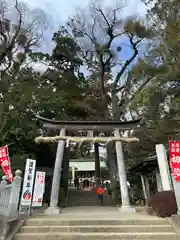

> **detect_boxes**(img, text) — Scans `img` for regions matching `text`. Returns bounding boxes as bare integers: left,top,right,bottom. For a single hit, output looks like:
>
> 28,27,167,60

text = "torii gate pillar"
114,129,136,213
44,128,66,215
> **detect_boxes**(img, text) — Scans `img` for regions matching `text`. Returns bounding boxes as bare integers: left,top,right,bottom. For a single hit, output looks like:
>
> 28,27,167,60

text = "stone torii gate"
35,115,141,215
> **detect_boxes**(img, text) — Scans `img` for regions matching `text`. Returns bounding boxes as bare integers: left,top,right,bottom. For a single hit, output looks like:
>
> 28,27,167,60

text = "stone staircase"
15,216,179,240
67,188,111,206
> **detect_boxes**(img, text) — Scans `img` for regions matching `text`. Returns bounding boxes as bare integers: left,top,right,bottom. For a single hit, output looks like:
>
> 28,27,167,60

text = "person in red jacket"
96,184,105,205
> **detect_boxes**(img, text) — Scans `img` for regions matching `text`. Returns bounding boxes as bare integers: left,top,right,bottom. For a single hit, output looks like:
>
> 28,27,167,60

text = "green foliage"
1,0,180,171
0,0,47,74
128,0,180,161
124,20,153,38
0,9,111,168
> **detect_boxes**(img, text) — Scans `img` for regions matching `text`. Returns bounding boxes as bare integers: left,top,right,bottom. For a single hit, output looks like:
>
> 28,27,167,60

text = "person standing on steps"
96,184,105,205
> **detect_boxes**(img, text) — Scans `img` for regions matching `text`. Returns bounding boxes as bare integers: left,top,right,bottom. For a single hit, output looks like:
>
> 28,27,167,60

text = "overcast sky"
22,0,147,71
25,0,147,27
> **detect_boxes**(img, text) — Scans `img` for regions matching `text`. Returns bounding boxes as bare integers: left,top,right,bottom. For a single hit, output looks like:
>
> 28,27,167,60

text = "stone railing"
0,170,22,240
0,184,12,216
0,170,22,219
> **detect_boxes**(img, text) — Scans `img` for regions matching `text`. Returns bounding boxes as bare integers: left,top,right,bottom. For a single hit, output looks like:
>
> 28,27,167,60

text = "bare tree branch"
93,4,111,28
0,0,47,76
0,0,22,65
114,36,143,87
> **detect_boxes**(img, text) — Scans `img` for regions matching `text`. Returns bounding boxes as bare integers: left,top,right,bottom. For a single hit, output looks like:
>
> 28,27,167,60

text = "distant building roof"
128,146,170,174
128,155,158,174
69,161,107,171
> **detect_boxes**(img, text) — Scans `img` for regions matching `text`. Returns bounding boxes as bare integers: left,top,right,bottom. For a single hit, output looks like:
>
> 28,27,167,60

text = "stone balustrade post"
1,176,8,185
8,170,22,218
0,170,22,240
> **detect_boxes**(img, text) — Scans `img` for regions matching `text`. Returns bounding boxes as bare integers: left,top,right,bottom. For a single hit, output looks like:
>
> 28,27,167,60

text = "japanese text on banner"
0,145,13,182
32,171,46,207
20,159,36,205
169,141,180,181
19,159,36,216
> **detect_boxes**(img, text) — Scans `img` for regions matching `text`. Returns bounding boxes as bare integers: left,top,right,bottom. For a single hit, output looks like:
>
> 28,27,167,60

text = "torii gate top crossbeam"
36,115,141,131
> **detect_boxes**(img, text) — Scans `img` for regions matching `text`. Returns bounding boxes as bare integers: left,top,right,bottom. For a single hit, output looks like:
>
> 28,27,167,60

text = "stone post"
144,176,150,199
45,128,66,215
62,145,70,201
155,144,172,191
155,169,163,192
140,175,148,203
171,175,180,214
114,129,135,213
107,142,117,200
94,142,101,186
87,130,101,185
8,170,22,218
72,166,75,186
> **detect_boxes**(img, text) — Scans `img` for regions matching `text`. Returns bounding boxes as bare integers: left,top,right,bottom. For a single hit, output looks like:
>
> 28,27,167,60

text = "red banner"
0,145,13,182
169,140,180,181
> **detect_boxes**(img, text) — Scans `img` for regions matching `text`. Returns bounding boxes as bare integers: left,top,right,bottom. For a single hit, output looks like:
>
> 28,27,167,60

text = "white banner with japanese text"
19,159,36,216
32,171,46,207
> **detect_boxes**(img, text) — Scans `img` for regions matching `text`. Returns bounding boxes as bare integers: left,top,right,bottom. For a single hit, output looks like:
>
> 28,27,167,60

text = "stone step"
68,196,99,200
69,195,98,197
69,200,99,202
69,203,101,206
68,201,100,204
69,198,98,201
68,196,112,204
26,219,169,226
67,203,118,206
67,189,111,207
68,197,100,200
68,202,111,205
69,198,98,200
19,225,174,233
14,232,179,240
68,199,108,202
69,197,107,199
